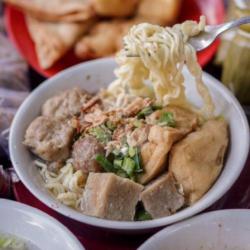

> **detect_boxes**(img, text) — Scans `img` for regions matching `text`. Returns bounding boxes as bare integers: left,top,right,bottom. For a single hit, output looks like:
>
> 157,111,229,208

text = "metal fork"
189,16,250,51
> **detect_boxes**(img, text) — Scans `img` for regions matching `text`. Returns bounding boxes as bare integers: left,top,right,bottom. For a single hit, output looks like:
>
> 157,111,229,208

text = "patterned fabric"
0,2,29,155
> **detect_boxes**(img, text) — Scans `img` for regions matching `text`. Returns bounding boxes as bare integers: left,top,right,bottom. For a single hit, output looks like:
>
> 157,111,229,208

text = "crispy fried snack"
137,0,182,26
4,0,95,22
74,18,141,59
91,0,139,17
26,16,93,69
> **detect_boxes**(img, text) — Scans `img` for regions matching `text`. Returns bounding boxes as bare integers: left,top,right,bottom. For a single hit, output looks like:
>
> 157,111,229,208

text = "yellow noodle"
107,16,214,117
35,160,86,209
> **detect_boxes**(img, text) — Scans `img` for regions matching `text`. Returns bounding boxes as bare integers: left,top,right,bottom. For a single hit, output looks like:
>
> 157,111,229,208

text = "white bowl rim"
9,58,250,231
0,198,84,250
138,209,250,249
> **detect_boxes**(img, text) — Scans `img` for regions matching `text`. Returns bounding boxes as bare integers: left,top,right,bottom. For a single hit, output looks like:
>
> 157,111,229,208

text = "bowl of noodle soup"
9,57,249,231
9,18,249,231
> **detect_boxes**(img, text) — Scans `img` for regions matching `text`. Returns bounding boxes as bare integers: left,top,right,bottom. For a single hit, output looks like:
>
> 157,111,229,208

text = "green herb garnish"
133,119,142,128
106,121,116,131
114,159,123,168
133,147,143,173
137,106,154,119
95,154,115,172
88,125,112,144
137,105,163,119
96,146,143,181
122,157,136,177
157,112,176,127
135,208,152,221
128,146,136,157
152,104,163,110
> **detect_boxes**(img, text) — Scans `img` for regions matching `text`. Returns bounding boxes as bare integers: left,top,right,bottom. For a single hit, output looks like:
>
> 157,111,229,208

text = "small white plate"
0,199,84,250
139,209,250,250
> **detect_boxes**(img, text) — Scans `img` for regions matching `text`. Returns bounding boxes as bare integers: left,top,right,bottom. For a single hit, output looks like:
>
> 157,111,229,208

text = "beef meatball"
72,136,104,173
24,116,74,161
41,88,91,118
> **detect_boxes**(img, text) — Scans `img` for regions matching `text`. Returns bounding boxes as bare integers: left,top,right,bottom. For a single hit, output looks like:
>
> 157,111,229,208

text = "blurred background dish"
0,198,85,250
139,209,250,250
4,0,224,77
216,0,250,107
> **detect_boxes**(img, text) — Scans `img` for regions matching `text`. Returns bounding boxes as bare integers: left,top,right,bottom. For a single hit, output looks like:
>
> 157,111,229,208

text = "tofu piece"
169,119,229,205
81,173,143,221
146,105,199,135
138,125,183,184
141,172,184,219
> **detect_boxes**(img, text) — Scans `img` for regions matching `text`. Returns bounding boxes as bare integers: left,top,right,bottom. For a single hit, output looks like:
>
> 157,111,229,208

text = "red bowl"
4,0,224,78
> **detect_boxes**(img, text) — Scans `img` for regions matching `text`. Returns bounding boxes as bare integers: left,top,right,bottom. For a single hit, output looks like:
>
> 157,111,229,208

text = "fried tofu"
81,173,143,221
138,125,183,184
169,119,228,204
141,172,184,219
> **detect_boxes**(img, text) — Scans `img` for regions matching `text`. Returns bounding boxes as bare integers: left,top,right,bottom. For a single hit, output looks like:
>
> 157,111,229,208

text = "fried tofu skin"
169,119,228,204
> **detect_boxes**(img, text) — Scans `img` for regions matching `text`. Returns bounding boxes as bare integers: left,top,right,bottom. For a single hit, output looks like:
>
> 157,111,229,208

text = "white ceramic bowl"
139,209,250,250
9,58,249,231
0,199,84,250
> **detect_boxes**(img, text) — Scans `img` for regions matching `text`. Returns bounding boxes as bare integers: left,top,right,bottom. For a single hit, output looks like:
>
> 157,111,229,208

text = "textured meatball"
41,88,91,118
24,116,74,161
72,136,104,173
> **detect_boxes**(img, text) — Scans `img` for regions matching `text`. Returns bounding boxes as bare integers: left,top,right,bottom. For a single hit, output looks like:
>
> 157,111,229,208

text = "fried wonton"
74,18,143,60
137,0,182,26
26,16,92,69
91,0,139,17
4,0,95,22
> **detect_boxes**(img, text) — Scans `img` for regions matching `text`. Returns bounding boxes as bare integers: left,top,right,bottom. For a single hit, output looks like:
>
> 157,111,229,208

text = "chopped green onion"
135,209,152,221
133,119,142,128
122,157,136,177
158,112,176,127
152,104,163,110
128,147,136,157
108,145,144,181
95,154,115,172
134,147,143,173
137,106,154,119
137,104,163,119
106,121,116,131
114,159,123,168
88,125,112,144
